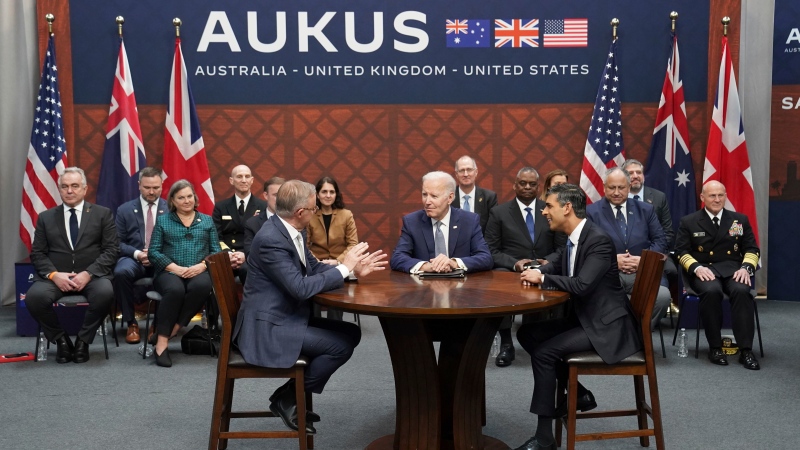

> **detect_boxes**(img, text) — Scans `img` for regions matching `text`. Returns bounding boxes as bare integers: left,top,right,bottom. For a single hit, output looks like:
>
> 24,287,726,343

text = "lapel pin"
453,225,458,229
134,209,139,213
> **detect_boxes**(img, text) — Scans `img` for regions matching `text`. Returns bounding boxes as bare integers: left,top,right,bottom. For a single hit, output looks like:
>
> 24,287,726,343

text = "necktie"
633,194,640,201
524,207,535,243
434,221,447,257
463,195,471,213
294,234,306,266
145,203,155,248
713,217,720,230
615,205,627,239
566,239,574,277
69,208,79,248
238,199,245,217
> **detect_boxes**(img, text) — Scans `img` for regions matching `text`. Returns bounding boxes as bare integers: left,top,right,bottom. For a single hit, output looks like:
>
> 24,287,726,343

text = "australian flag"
579,39,626,203
644,32,696,236
446,19,490,47
96,37,146,215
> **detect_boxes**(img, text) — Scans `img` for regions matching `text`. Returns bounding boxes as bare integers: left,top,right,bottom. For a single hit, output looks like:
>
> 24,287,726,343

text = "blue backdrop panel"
69,0,709,105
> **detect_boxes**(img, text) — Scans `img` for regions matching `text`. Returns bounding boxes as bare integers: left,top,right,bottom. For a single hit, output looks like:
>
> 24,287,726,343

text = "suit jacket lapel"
624,200,635,246
421,212,436,259
55,205,70,248
448,209,461,257
601,200,626,245
75,202,92,247
715,210,734,245
275,218,305,271
474,187,484,216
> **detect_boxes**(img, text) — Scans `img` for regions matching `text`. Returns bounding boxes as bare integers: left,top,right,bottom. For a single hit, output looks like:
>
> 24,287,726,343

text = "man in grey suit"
453,155,497,232
484,167,566,367
27,167,119,364
233,180,387,434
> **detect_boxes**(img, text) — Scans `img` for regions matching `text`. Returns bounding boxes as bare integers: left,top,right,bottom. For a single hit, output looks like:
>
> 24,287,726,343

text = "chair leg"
101,320,109,360
566,367,579,450
143,300,153,360
672,295,686,345
658,322,666,358
754,301,764,357
694,304,701,359
295,368,309,450
646,363,666,450
633,375,649,447
34,324,42,361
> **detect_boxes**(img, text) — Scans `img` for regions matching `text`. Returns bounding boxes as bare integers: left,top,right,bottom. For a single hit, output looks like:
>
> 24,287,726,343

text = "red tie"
145,203,154,248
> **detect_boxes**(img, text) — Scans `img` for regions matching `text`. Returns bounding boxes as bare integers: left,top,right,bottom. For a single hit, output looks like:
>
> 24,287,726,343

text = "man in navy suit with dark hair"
586,167,670,329
234,180,387,434
113,167,169,344
390,171,493,274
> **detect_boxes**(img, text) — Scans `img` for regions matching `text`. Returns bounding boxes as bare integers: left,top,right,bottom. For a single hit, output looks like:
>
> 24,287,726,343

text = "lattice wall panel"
73,103,707,254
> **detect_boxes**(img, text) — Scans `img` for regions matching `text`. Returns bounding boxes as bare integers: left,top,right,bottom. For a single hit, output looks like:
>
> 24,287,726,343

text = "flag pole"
46,13,54,36
116,16,124,37
611,18,619,41
670,11,678,33
722,16,730,37
173,17,182,37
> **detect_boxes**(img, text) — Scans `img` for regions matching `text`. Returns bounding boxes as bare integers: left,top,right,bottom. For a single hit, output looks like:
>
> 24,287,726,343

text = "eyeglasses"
456,168,476,175
298,206,319,214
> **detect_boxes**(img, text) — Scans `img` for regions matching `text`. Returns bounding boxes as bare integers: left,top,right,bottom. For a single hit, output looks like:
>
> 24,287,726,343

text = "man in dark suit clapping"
484,167,566,367
113,167,169,344
27,167,119,364
514,184,641,450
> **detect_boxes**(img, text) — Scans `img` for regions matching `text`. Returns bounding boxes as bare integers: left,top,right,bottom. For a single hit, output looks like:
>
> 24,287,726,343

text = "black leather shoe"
495,343,516,367
709,348,729,366
269,388,316,434
269,381,321,423
73,339,90,364
155,347,172,367
738,350,760,370
554,390,597,417
513,436,556,450
55,335,74,364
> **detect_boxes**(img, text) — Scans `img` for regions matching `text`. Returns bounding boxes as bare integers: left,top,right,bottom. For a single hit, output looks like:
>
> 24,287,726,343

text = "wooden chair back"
206,252,240,354
630,250,667,341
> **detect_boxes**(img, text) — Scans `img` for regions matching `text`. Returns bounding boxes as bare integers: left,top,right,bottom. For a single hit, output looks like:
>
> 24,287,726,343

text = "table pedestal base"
378,316,506,450
366,434,509,450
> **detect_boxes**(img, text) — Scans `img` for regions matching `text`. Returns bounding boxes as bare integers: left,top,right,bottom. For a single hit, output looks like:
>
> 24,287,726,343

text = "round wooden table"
314,270,569,450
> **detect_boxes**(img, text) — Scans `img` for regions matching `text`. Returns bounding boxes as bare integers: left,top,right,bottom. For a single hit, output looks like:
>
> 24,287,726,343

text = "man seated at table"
233,180,387,434
514,184,642,450
390,171,493,274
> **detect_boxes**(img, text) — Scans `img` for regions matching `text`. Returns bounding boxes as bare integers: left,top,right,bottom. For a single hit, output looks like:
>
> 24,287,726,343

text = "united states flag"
162,36,214,214
543,19,588,47
580,39,626,203
494,19,539,48
20,35,67,251
96,37,146,215
644,32,697,237
704,35,759,241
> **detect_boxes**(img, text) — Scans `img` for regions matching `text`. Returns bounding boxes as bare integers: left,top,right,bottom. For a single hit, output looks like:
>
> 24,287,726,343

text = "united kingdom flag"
494,19,539,48
162,36,214,214
96,37,146,215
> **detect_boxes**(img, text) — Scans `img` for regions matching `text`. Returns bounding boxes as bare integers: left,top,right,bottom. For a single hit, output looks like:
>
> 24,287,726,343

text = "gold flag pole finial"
45,14,55,35
722,16,730,37
173,18,182,38
670,11,678,33
611,18,620,41
116,16,125,37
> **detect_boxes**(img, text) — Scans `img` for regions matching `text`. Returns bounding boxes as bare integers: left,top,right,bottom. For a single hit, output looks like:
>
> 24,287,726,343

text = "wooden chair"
556,250,666,450
33,295,115,360
205,251,313,450
672,271,763,359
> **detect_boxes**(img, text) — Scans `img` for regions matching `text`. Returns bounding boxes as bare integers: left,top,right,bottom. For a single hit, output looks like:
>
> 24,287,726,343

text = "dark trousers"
688,275,754,349
517,316,592,417
153,272,212,337
26,278,114,344
300,317,361,394
112,257,154,325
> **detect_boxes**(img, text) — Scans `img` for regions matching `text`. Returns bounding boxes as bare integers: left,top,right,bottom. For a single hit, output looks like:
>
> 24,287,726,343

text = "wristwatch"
741,265,755,277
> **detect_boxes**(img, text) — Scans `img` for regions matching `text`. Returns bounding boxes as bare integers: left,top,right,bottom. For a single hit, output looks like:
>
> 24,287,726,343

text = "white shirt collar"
705,208,724,222
569,218,588,246
235,193,252,209
629,187,645,200
516,197,536,214
432,208,452,228
65,201,85,213
278,215,301,241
